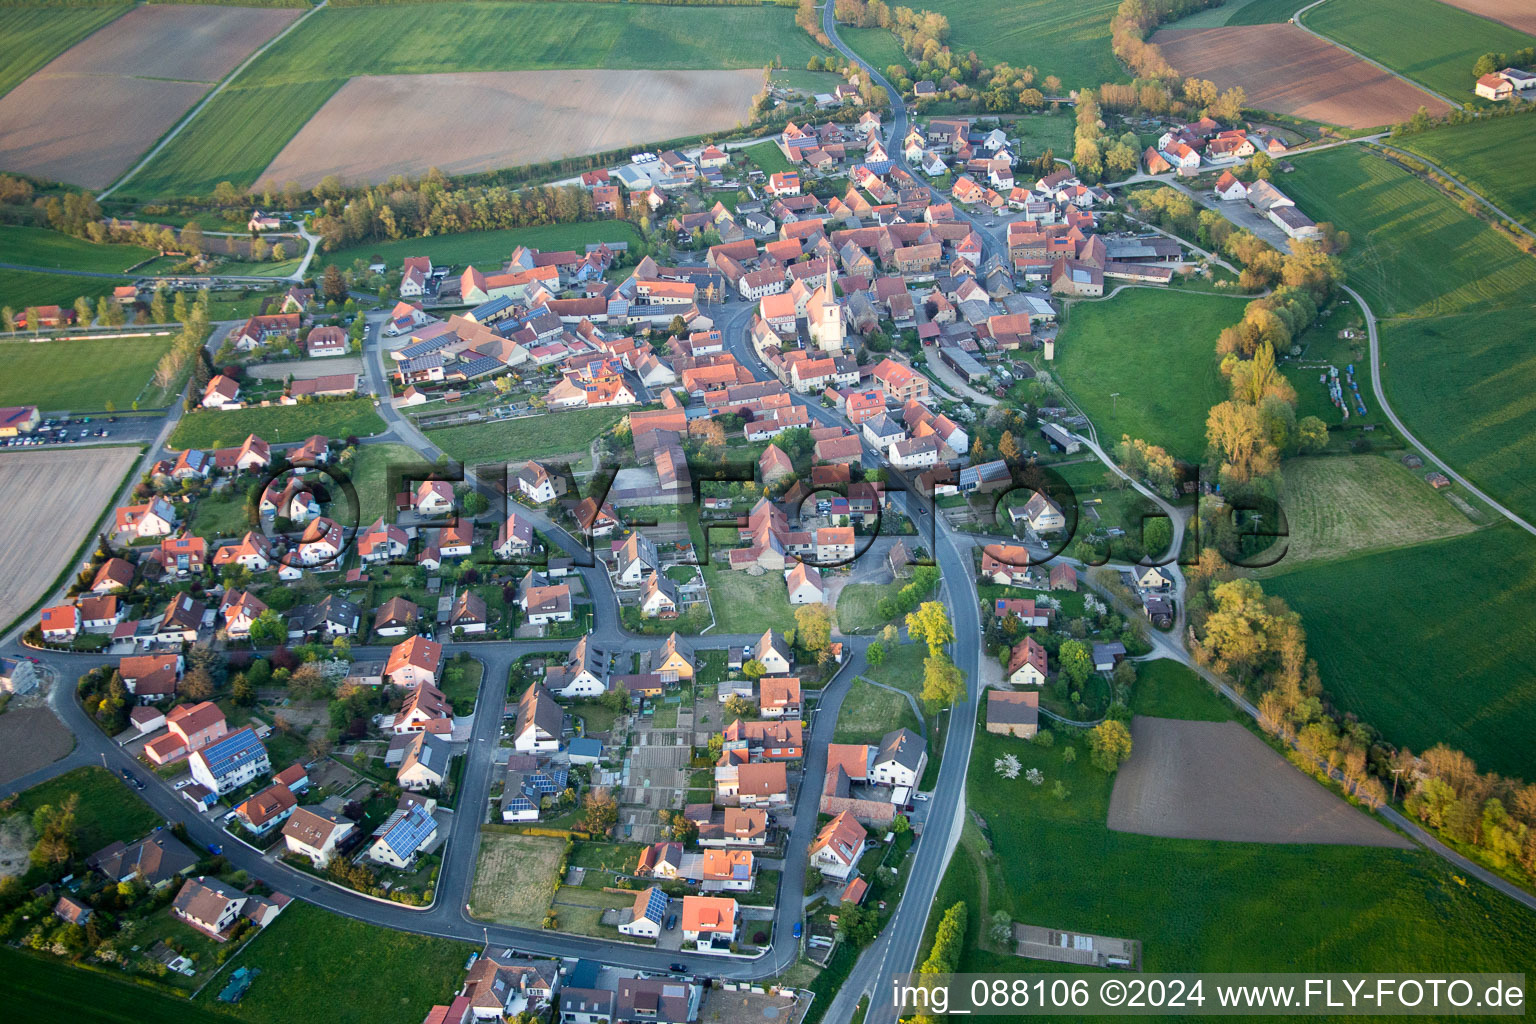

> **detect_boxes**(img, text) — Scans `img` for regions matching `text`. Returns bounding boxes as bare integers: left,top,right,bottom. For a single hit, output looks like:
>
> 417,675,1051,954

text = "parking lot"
3,415,159,450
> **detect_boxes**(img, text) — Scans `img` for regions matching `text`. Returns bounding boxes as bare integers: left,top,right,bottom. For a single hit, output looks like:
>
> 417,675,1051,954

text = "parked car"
793,922,803,938
665,914,677,931
670,963,688,973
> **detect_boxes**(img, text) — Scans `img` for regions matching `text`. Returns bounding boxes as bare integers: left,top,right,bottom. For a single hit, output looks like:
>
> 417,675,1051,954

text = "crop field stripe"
128,1,829,197
1396,115,1536,232
1283,145,1536,316
1303,0,1536,99
0,3,131,100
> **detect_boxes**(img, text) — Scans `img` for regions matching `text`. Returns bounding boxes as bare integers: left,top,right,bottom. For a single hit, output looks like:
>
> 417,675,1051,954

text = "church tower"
815,257,845,352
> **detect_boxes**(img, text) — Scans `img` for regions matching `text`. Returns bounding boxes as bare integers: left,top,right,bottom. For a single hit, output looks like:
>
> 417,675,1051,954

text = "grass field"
194,903,472,1024
469,832,565,926
1005,112,1076,160
838,26,909,76
0,947,230,1024
697,563,797,634
0,270,134,311
169,398,385,449
1053,289,1243,462
322,221,642,272
835,582,902,633
1224,0,1312,25
910,0,1126,89
345,441,423,525
127,1,827,197
741,141,794,178
0,3,129,99
0,334,172,410
428,408,623,464
0,226,156,275
1131,658,1236,722
1305,0,1536,100
1284,145,1536,317
14,766,159,855
834,677,922,745
1266,454,1478,566
1398,115,1536,231
1377,308,1536,523
923,675,1536,978
1267,524,1536,780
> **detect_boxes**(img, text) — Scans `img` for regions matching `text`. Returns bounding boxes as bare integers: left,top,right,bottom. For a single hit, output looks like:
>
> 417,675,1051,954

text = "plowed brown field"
0,4,301,188
1151,24,1453,129
259,69,764,187
1436,0,1536,36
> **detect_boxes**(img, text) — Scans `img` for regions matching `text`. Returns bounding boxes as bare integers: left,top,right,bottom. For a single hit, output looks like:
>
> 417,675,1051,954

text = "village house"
986,688,1039,739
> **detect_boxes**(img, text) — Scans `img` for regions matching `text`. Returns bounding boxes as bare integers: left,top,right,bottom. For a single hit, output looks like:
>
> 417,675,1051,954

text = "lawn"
194,903,472,1024
0,334,173,411
469,832,565,926
1377,308,1536,523
833,677,921,745
0,270,135,312
741,141,794,178
344,442,423,525
835,582,902,633
1398,115,1536,231
428,407,623,464
440,655,484,715
0,226,157,275
1263,454,1478,567
904,0,1125,90
1305,0,1536,100
1266,524,1536,781
865,640,926,700
1284,145,1536,317
1053,289,1244,462
13,766,160,855
1004,112,1076,161
322,221,642,273
189,487,257,541
127,1,829,197
0,2,129,99
1130,658,1236,722
0,947,231,1024
169,398,385,449
697,563,797,634
922,702,1536,978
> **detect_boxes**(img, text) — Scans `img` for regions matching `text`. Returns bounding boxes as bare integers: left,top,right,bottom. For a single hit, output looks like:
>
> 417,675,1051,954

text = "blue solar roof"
399,336,449,359
196,727,266,778
503,796,534,814
470,296,514,321
641,887,669,923
451,355,503,379
376,804,436,859
522,768,568,797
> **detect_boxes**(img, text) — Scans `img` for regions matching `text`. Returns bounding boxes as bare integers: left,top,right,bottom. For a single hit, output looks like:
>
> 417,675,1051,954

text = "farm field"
262,69,763,188
1267,455,1478,566
1283,145,1536,316
1397,115,1536,231
1266,524,1536,781
0,226,156,275
1304,0,1536,100
1053,288,1241,462
838,26,909,75
912,0,1125,89
128,1,826,198
325,222,641,271
0,448,138,635
169,398,385,450
922,692,1536,978
428,408,624,465
193,903,472,1024
0,947,231,1024
1108,716,1411,846
0,2,129,100
1438,0,1536,36
0,271,134,311
1130,658,1235,722
1150,24,1451,129
13,766,160,854
1377,308,1536,524
0,4,304,189
469,833,565,926
0,334,172,410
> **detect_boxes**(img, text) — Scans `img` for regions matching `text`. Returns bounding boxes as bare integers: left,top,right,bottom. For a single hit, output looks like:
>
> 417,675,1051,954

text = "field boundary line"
1372,140,1536,241
100,0,330,200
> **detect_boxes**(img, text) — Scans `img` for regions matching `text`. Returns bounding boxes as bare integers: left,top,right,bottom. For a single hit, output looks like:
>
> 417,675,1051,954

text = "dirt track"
0,4,300,188
1152,24,1453,129
1437,0,1536,36
259,69,765,187
1107,716,1413,847
0,447,138,634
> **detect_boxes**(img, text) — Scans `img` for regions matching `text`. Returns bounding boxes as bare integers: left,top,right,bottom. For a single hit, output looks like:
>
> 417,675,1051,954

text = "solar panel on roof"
643,887,669,922
382,805,436,858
